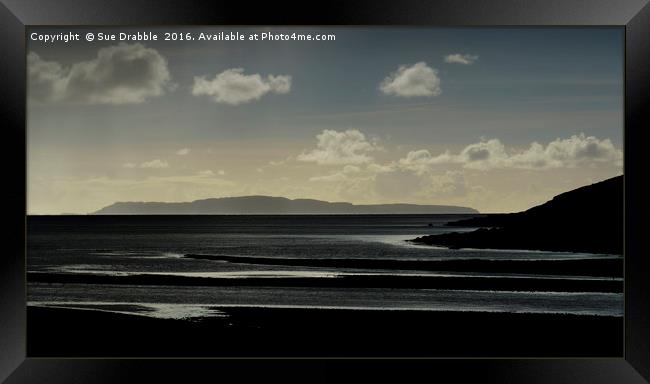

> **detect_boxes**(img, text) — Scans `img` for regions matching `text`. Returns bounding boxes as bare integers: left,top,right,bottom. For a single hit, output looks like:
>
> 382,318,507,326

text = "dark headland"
91,195,478,214
411,175,623,255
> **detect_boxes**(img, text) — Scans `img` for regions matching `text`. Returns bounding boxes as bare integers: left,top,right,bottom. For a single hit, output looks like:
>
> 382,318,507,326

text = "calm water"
27,215,623,319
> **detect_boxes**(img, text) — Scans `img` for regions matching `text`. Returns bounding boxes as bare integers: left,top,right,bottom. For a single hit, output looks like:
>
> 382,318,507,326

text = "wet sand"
27,271,622,293
27,306,623,357
182,253,623,277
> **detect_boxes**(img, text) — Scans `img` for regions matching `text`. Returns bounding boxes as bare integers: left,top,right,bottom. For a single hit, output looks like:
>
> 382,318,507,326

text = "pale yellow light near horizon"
27,135,623,215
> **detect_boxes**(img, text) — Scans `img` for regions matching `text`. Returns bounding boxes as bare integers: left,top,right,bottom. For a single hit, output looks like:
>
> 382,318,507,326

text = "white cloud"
509,134,623,169
398,133,622,171
194,169,225,177
444,54,479,65
192,68,291,105
297,129,380,165
28,43,173,104
122,163,137,169
454,139,510,170
140,159,169,169
367,163,394,174
196,169,214,177
309,164,363,182
342,165,361,174
398,149,445,174
379,62,441,97
176,148,190,155
309,173,348,182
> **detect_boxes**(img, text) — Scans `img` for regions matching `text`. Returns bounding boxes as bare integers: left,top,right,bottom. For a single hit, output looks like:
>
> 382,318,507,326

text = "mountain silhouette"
411,175,623,254
92,195,478,215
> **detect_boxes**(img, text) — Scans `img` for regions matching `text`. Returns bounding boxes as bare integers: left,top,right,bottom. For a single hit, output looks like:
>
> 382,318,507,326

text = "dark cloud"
28,43,174,104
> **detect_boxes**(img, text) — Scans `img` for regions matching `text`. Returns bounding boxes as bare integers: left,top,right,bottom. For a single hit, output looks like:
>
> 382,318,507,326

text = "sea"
26,215,623,320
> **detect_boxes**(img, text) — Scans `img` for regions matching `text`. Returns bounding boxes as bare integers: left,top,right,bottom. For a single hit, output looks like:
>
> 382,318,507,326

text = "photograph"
1,0,650,382
26,26,625,357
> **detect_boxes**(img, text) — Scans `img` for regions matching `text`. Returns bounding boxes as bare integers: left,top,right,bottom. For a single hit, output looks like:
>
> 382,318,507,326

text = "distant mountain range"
92,196,479,215
411,175,623,254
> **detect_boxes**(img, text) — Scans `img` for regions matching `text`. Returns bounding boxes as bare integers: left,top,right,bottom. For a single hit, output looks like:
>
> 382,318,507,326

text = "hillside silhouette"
92,195,478,215
411,175,623,254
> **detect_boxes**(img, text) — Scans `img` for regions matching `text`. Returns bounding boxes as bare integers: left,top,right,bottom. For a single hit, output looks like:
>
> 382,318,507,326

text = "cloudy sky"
27,27,623,214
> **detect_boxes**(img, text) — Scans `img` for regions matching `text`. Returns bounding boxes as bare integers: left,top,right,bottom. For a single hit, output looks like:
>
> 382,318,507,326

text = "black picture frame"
1,0,649,382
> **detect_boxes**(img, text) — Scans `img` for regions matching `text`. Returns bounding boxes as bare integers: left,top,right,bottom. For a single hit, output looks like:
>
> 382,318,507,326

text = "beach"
27,214,623,357
28,306,622,357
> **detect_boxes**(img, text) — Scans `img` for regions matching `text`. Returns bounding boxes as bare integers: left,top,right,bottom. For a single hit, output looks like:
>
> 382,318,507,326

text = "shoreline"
411,176,623,255
410,227,623,255
27,270,623,292
181,253,623,277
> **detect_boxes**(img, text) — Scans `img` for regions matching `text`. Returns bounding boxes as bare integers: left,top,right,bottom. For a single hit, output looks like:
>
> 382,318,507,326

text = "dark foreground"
28,306,622,357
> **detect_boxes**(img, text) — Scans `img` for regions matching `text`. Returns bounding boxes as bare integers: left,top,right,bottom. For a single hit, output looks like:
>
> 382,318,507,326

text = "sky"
27,27,624,214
